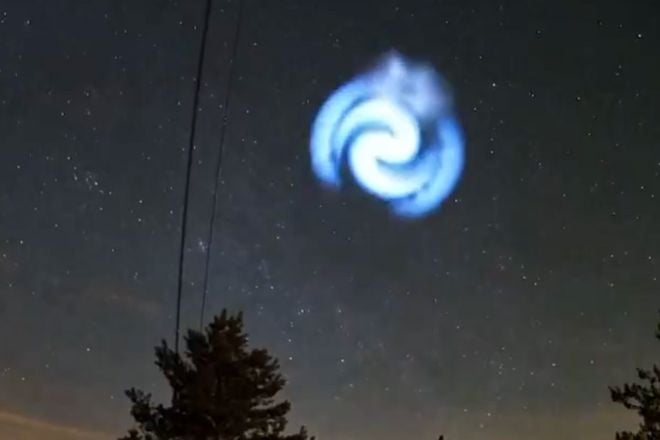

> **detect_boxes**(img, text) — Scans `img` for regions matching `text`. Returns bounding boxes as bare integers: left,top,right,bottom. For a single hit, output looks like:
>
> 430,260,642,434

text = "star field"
0,0,659,439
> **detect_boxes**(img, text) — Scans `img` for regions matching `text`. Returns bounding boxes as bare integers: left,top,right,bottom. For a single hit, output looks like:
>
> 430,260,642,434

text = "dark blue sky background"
0,0,658,438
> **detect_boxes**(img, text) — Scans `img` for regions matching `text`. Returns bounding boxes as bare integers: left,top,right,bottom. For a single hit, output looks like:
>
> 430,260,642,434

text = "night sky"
1,0,659,439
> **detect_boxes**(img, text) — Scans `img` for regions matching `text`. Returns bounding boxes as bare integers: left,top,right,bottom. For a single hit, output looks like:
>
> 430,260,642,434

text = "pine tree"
120,309,313,440
609,315,660,440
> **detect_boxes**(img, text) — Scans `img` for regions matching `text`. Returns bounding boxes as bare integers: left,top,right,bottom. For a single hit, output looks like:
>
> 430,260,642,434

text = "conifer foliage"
121,309,313,440
610,316,660,440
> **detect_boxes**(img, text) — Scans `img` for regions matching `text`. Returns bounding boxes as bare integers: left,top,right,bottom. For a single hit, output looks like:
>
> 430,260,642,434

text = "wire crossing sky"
310,52,464,218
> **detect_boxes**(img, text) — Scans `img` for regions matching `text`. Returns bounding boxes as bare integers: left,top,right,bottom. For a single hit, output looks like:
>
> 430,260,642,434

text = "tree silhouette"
120,309,313,440
609,315,660,440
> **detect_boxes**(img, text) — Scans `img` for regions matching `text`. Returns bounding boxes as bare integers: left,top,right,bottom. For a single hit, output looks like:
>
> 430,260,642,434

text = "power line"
174,0,214,354
199,0,245,329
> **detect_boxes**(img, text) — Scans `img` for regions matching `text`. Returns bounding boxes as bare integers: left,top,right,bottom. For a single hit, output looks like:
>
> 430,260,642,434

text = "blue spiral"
310,52,465,218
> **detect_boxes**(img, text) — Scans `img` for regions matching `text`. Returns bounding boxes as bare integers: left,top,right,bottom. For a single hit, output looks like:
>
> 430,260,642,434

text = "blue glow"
310,51,465,218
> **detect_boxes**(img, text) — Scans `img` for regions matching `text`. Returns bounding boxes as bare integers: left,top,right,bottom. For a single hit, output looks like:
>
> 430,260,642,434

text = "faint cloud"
0,408,112,440
83,285,162,319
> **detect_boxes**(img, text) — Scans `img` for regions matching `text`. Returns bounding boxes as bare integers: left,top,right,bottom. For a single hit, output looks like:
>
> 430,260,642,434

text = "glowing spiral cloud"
310,51,465,218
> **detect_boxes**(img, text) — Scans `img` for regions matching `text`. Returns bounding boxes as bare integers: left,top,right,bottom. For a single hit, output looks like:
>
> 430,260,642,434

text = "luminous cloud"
310,52,465,218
